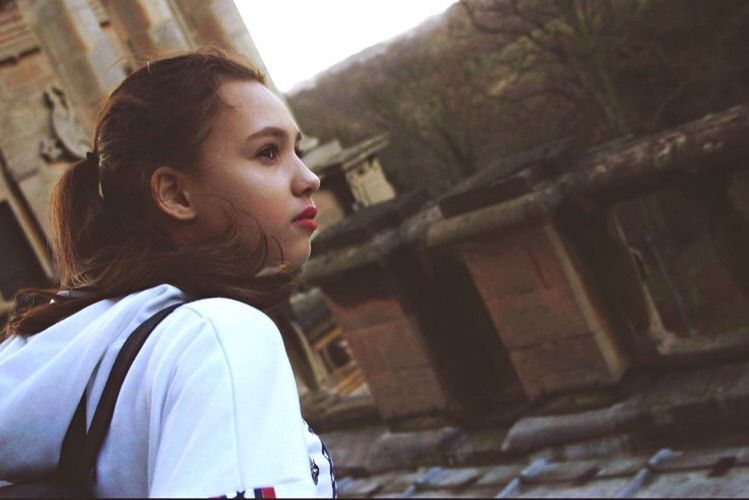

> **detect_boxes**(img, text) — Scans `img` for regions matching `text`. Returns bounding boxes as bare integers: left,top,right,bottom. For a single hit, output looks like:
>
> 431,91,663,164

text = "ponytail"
53,152,104,288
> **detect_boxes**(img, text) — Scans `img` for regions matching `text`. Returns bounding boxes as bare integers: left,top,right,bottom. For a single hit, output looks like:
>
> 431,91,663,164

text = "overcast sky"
235,0,457,93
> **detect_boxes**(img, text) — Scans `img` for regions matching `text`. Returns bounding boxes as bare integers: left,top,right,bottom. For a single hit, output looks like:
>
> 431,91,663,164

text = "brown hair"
3,49,297,338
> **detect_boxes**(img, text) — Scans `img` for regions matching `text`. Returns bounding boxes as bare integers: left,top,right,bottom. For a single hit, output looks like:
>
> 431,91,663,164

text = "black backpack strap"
58,301,189,489
56,393,87,488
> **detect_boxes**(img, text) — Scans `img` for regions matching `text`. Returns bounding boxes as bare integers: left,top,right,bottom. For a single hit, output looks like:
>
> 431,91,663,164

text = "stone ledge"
503,360,749,455
365,427,465,473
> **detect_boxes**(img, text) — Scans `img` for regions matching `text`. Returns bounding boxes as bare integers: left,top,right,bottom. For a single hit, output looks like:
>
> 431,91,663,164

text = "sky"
235,0,458,93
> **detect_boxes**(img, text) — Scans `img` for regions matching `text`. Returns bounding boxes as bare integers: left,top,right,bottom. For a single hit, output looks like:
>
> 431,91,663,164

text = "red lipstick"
293,206,317,231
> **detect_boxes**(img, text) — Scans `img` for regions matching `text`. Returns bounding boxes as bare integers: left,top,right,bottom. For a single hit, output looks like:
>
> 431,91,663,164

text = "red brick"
392,366,450,414
362,372,399,418
509,335,620,398
485,285,591,350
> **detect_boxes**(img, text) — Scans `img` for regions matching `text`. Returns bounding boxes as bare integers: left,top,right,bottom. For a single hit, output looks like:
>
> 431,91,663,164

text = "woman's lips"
294,218,318,231
293,206,317,231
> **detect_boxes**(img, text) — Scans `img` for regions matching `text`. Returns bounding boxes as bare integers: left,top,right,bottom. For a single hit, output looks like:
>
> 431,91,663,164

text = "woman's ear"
151,166,197,222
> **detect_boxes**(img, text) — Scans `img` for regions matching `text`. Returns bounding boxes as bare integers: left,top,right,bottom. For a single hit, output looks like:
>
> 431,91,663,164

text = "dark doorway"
0,202,47,301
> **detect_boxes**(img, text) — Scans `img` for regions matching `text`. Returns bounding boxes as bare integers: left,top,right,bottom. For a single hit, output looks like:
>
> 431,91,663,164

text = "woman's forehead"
216,80,297,136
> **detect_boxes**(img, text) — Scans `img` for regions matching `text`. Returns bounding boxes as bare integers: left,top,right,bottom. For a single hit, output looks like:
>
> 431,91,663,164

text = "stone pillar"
167,0,286,102
319,262,454,421
103,0,191,61
18,0,126,130
456,218,630,399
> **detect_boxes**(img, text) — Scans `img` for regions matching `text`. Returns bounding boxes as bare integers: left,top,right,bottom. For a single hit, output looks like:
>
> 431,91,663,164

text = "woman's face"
189,79,320,269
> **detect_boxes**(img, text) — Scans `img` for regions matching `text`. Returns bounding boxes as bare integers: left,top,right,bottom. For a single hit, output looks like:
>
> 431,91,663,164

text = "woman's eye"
295,147,304,159
257,145,278,160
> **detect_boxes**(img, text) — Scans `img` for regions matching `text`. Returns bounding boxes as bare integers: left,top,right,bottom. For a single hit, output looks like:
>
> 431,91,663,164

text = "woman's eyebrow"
244,126,302,143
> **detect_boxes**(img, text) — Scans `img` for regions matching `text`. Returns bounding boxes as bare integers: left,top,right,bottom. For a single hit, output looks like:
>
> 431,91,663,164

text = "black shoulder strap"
58,302,188,488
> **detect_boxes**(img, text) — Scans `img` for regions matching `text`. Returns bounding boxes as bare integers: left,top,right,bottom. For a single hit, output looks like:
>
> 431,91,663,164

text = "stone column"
103,0,191,61
319,261,454,421
455,218,630,399
18,0,126,130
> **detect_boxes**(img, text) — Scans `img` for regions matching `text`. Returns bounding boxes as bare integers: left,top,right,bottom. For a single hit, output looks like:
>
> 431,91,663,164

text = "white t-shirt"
0,284,336,498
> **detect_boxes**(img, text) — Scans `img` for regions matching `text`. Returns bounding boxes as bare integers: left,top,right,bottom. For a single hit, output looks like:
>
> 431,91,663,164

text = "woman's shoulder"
155,296,284,355
182,297,278,333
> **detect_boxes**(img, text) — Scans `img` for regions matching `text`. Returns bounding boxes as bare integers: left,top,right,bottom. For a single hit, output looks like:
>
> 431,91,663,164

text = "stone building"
303,104,749,424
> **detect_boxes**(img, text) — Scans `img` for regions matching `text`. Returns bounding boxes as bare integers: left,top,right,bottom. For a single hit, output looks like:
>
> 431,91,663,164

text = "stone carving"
40,86,91,162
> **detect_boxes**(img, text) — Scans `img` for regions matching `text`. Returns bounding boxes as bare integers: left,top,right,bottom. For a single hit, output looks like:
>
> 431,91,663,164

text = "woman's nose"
294,160,321,196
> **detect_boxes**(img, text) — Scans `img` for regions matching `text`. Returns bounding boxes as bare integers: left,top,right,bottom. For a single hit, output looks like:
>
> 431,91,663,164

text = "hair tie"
85,150,99,165
84,151,104,198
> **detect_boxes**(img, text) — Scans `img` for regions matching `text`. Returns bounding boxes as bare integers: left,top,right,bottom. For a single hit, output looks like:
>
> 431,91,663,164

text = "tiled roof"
337,445,749,497
323,358,749,498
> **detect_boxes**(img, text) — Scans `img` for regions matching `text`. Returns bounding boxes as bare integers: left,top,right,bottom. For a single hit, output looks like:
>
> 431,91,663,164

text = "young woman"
0,51,335,497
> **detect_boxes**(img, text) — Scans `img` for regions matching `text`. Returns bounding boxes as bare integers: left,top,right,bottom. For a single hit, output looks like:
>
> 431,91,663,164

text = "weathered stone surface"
560,434,634,461
502,360,749,458
410,489,476,498
363,366,449,421
461,484,508,497
485,287,590,350
473,464,524,487
522,459,600,484
0,51,60,183
103,0,190,57
502,402,641,454
377,469,424,494
437,137,577,218
448,428,508,465
637,468,749,498
337,476,384,497
319,425,386,475
19,0,126,127
360,319,432,371
508,334,619,397
649,447,749,473
519,477,630,498
415,466,483,489
327,291,405,332
18,168,66,240
594,456,649,479
366,427,465,473
458,224,565,300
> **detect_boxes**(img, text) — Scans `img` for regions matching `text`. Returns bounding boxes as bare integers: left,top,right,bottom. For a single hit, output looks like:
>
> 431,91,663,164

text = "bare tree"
460,0,643,140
